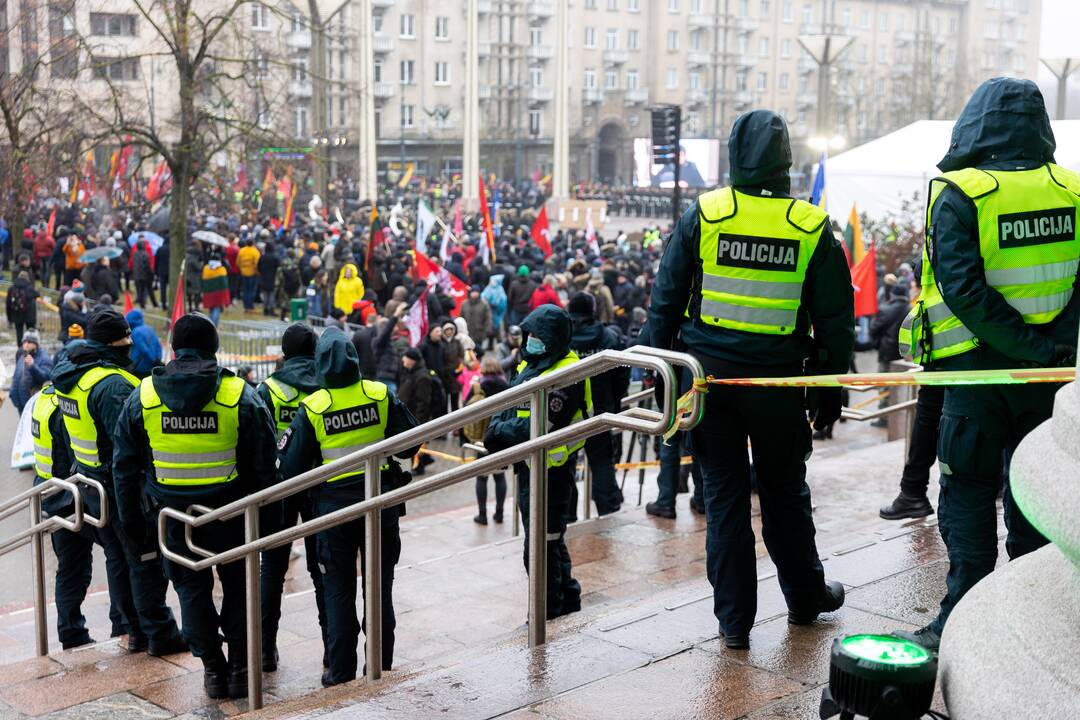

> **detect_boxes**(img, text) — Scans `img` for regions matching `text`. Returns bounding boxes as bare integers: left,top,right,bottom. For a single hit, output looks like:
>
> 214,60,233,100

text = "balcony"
286,31,312,51
687,50,711,67
893,61,914,75
688,14,714,29
732,17,758,33
732,89,754,108
528,86,553,102
478,0,493,13
603,49,628,65
479,84,493,100
798,56,817,75
478,41,491,58
624,87,648,105
289,80,313,98
527,44,554,61
895,30,915,44
686,89,708,107
583,87,604,104
371,0,395,7
529,2,554,19
373,82,395,99
796,91,816,108
734,54,756,68
372,34,394,53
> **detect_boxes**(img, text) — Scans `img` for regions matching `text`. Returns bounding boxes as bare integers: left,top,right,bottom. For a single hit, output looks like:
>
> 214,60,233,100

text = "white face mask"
525,336,546,355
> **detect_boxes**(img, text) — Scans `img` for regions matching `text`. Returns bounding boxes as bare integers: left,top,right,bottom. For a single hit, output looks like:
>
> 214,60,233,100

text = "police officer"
486,305,592,619
258,323,327,672
51,307,186,655
894,79,1080,651
30,378,129,647
648,110,853,649
567,292,627,516
112,313,279,699
278,327,419,687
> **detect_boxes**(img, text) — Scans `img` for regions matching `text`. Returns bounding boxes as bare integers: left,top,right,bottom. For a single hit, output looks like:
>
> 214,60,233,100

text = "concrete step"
0,437,972,718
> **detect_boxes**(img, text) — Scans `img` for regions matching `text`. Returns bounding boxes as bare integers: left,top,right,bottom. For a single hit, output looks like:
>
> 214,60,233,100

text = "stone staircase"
0,438,971,719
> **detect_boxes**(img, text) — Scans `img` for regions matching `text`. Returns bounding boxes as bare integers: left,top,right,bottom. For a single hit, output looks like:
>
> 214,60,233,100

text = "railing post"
365,457,382,682
511,473,520,537
244,505,263,710
582,457,592,520
528,387,548,647
30,495,47,657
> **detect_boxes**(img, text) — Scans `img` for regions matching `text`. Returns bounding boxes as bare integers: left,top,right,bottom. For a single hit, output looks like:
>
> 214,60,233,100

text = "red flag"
403,286,430,345
123,291,134,315
477,174,496,262
283,181,298,229
167,266,186,358
146,160,168,201
233,163,248,192
413,250,468,316
531,205,552,258
46,208,56,241
851,246,878,318
365,206,385,271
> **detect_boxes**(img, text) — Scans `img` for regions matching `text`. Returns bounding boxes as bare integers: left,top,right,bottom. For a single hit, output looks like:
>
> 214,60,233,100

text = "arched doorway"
597,121,627,185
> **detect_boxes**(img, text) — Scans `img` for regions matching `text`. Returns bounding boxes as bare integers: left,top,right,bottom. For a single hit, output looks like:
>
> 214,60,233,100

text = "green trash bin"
290,298,308,321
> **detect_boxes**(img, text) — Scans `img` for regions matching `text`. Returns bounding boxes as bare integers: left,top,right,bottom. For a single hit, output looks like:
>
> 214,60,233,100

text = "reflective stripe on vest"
56,366,140,469
262,376,307,438
303,380,391,483
140,375,244,486
898,164,1080,363
690,187,825,335
515,351,594,468
31,388,58,479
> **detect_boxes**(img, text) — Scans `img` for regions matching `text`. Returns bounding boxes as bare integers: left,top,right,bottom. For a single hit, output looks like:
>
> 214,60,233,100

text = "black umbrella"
148,205,171,234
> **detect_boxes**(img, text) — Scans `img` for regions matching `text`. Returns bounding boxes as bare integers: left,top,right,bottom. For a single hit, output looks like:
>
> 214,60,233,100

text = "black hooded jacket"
928,78,1079,367
256,355,322,419
570,316,630,414
112,348,280,539
278,328,420,502
485,305,588,451
648,110,855,374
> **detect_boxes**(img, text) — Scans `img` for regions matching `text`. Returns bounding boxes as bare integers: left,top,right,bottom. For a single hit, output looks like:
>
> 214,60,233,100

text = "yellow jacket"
333,262,365,314
237,245,261,277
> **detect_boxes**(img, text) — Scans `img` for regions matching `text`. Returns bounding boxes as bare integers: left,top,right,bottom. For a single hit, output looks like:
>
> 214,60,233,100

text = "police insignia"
277,427,292,451
549,396,564,413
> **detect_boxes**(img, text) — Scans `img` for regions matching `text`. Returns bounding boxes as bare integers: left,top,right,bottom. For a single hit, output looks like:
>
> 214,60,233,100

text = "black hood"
50,340,132,393
728,110,792,194
521,304,572,371
938,77,1056,172
152,348,222,413
316,327,360,389
271,356,322,394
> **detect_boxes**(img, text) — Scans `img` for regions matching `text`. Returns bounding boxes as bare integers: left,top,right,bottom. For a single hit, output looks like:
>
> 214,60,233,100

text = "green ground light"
840,634,933,667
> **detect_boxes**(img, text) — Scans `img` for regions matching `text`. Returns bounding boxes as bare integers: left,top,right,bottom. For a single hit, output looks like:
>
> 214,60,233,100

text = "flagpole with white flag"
416,199,437,248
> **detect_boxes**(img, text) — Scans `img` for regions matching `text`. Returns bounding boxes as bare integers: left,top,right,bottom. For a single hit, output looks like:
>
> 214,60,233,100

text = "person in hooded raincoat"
125,309,163,378
333,262,365,316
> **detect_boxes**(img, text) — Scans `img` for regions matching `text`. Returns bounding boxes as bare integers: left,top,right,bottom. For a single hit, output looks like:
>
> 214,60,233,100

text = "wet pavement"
0,424,979,719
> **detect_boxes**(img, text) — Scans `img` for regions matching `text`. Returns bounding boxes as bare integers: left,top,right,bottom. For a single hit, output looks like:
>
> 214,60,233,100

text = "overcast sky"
1037,0,1080,117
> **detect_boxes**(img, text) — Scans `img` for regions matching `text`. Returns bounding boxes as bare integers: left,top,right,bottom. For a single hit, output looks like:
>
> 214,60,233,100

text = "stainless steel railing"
0,475,108,656
154,346,705,709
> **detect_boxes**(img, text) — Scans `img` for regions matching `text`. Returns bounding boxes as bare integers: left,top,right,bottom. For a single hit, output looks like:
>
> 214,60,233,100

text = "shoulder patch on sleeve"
786,199,829,234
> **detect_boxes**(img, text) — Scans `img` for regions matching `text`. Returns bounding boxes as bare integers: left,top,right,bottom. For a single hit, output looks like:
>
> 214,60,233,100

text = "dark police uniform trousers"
690,360,826,637
260,492,328,655
929,347,1051,635
314,490,401,684
583,431,623,515
654,430,703,509
516,457,581,618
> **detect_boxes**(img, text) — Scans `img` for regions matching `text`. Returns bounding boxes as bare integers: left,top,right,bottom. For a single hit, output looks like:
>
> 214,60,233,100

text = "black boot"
203,652,229,700
148,632,188,657
227,645,248,699
879,493,934,520
788,580,845,625
645,501,676,519
473,513,488,525
262,644,279,672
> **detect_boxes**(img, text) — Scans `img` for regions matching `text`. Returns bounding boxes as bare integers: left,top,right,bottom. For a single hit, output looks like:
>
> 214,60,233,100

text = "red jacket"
32,233,54,268
225,242,240,274
529,283,562,311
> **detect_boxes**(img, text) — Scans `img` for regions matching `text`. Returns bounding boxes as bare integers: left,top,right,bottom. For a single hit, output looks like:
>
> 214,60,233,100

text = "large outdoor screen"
633,137,721,189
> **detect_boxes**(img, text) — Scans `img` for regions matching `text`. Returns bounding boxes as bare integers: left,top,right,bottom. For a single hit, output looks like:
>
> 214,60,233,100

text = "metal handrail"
0,474,108,657
152,346,705,709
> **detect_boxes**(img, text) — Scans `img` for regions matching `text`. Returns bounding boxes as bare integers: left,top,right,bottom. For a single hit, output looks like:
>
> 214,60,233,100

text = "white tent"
823,120,1080,223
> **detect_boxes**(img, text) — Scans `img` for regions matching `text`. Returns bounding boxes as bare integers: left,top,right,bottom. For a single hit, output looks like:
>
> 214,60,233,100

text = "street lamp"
1041,58,1080,120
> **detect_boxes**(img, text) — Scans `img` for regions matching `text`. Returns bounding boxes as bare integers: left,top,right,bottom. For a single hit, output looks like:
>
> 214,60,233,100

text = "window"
606,29,618,49
801,3,812,25
858,44,868,63
692,0,702,12
667,30,678,51
759,37,769,56
739,0,749,16
400,59,415,84
875,78,885,97
860,10,870,29
584,26,596,48
607,0,618,9
529,109,542,136
757,71,767,91
668,0,678,13
584,69,597,88
948,17,958,34
92,56,140,81
1016,23,1025,40
878,12,888,32
779,72,789,90
291,11,304,32
251,3,270,29
983,21,996,39
782,0,793,22
255,52,270,79
374,59,383,82
689,71,700,90
90,13,136,36
401,104,414,128
877,46,886,63
628,0,639,10
736,69,747,91
982,50,994,69
781,38,792,58
628,29,639,49
841,8,851,26
435,16,449,40
257,100,272,129
605,70,617,89
434,61,449,85
294,106,308,138
760,0,770,16
690,30,702,50
400,14,415,38
292,59,307,82
530,27,544,45
665,67,678,89
530,66,543,86
626,69,639,89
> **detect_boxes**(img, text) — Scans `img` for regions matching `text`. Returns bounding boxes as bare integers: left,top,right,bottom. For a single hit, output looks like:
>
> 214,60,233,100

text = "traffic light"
651,105,681,164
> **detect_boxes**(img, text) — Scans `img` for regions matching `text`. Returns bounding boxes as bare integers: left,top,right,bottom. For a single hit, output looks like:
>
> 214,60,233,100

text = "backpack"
427,370,447,418
134,251,153,277
8,285,29,315
462,386,488,442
